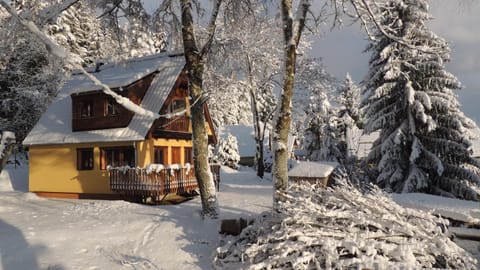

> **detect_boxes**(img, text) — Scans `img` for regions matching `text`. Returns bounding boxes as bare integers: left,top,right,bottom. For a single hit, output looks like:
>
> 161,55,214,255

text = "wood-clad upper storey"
150,72,217,144
71,73,154,131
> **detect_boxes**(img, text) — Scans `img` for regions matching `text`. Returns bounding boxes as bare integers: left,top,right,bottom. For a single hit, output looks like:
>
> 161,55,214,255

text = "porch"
109,164,221,203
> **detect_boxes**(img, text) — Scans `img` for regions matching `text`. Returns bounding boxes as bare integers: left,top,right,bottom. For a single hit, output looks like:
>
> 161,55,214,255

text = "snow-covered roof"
288,161,338,178
23,53,185,146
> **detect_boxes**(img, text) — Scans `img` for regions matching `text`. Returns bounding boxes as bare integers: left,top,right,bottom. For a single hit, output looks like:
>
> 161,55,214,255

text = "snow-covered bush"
214,182,477,269
212,133,240,169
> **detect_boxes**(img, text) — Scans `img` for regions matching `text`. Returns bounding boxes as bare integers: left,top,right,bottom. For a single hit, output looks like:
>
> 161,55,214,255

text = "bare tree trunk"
249,88,265,178
273,0,310,210
180,0,219,218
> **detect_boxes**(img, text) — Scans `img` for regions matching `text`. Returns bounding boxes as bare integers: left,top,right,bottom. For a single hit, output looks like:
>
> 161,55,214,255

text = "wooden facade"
71,73,153,131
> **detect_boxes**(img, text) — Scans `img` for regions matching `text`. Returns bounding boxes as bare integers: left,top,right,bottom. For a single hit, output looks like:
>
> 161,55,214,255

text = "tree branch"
39,0,81,26
199,0,222,58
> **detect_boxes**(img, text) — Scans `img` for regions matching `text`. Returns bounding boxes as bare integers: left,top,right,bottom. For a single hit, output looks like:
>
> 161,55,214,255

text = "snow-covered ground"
0,164,272,270
1,162,479,269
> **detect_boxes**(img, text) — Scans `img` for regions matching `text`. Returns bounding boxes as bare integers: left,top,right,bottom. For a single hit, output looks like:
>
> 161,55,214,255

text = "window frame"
77,148,94,170
171,146,182,164
104,97,118,116
154,146,168,165
184,147,193,165
80,99,94,118
170,99,186,114
100,146,135,170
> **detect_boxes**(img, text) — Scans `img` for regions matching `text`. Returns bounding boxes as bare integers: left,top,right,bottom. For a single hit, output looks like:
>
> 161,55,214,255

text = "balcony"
109,164,221,203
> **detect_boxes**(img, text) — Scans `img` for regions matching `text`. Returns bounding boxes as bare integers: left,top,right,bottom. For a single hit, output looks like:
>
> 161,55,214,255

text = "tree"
179,0,222,217
272,0,311,209
362,0,480,200
336,73,362,158
94,0,166,58
292,57,336,136
212,133,240,168
303,91,342,162
205,2,280,178
337,73,361,127
0,1,67,144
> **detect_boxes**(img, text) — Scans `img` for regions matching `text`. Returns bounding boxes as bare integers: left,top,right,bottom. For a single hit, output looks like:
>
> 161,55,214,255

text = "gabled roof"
23,53,185,146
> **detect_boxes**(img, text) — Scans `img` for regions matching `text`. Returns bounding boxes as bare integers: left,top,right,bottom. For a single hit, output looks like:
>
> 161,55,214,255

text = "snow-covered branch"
214,182,477,269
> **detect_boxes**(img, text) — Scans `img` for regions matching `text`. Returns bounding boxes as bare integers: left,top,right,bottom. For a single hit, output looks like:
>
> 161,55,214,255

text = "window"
184,147,193,165
171,147,181,164
77,148,94,170
80,100,94,118
100,147,135,170
170,99,186,113
154,147,168,164
104,98,118,116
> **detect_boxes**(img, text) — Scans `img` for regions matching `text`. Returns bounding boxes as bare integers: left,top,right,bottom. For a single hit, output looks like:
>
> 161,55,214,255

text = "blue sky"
308,0,480,123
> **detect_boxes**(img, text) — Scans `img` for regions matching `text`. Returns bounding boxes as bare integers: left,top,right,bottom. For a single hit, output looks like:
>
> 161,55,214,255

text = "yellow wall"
137,138,192,167
29,138,193,195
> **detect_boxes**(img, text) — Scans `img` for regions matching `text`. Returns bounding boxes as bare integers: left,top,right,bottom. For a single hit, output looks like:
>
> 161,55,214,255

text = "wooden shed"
288,161,338,187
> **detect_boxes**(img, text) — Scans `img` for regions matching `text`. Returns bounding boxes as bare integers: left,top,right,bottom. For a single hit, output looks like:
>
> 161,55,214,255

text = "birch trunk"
180,0,218,217
273,0,310,210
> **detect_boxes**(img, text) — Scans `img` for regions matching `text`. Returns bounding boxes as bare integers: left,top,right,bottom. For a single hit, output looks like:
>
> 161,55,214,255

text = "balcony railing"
109,164,221,203
156,116,190,132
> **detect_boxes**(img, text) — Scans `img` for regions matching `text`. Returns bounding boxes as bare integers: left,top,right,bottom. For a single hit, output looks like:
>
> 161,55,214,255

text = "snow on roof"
288,161,338,178
23,53,185,146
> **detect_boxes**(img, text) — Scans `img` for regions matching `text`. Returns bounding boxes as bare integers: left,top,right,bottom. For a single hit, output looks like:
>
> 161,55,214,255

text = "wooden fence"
109,164,221,202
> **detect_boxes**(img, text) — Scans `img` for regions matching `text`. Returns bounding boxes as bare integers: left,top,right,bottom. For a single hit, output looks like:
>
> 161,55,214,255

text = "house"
22,53,217,201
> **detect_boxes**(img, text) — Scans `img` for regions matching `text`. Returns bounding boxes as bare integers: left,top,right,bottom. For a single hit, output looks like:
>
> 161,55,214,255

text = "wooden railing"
109,164,221,203
156,116,190,132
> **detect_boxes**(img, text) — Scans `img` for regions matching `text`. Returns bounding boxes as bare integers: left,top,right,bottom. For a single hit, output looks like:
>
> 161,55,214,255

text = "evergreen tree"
212,133,240,169
293,57,336,136
337,73,361,127
48,1,112,66
362,0,480,200
303,91,341,162
336,73,362,158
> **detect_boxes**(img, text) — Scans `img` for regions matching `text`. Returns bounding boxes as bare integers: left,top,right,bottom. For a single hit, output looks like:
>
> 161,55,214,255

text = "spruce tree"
337,73,362,158
363,0,480,200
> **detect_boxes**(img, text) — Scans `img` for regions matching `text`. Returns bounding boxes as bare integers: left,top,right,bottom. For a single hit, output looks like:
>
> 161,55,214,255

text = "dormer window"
80,100,94,118
105,98,118,116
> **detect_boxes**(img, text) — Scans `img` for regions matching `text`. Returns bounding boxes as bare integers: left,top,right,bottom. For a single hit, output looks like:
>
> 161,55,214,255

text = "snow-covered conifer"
293,57,336,135
303,91,342,162
48,1,111,66
94,0,166,59
212,133,240,169
337,73,361,127
336,73,362,159
362,0,480,200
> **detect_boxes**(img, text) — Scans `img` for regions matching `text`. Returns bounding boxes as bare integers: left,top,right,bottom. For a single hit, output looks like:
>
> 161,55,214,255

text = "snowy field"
1,162,480,269
0,164,272,270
